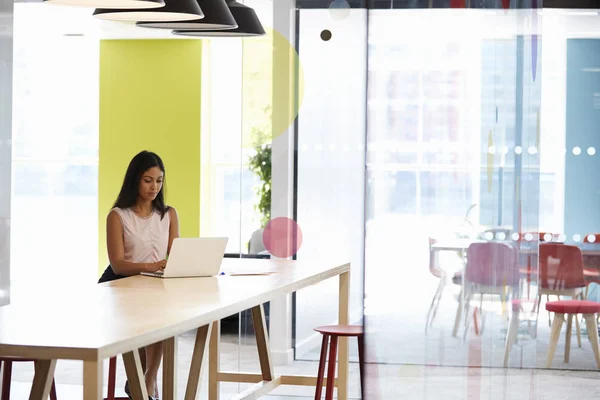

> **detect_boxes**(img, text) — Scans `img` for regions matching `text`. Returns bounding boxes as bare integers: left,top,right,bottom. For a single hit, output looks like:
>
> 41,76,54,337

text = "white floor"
7,362,600,399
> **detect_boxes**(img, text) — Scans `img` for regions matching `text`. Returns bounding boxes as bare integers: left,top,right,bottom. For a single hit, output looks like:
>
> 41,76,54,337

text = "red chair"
452,242,520,338
545,300,600,368
0,358,57,400
535,243,587,347
314,325,364,400
514,232,559,295
582,233,600,290
425,237,463,332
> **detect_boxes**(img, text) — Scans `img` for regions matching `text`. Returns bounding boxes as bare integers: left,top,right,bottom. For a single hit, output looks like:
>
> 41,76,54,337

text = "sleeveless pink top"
112,207,171,263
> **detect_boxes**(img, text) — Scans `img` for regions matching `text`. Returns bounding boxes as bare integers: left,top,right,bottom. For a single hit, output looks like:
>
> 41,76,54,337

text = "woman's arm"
167,207,180,255
106,210,159,276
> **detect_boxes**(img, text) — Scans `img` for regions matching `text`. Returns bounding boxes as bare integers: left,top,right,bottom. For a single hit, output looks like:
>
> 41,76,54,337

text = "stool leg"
325,336,338,400
1,360,12,400
357,334,365,400
583,314,600,369
314,335,329,400
564,314,573,363
106,357,117,400
50,379,57,400
546,313,564,368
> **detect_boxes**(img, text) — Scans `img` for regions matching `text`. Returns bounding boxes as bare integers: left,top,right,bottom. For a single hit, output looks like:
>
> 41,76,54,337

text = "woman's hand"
145,260,167,273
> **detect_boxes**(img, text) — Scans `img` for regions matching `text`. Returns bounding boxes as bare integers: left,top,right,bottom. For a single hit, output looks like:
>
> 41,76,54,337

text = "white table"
0,258,351,400
432,239,600,256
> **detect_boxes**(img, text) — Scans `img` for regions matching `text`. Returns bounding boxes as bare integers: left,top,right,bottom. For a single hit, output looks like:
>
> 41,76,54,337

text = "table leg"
185,323,212,400
251,304,274,381
162,337,177,400
209,320,220,400
338,270,350,400
29,359,57,400
123,350,148,400
82,360,102,400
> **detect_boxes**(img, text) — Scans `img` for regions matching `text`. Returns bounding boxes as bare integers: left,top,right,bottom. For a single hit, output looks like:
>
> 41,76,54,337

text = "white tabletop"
0,258,350,361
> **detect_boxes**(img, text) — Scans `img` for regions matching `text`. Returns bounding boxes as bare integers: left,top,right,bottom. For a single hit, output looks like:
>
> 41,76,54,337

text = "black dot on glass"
320,30,332,41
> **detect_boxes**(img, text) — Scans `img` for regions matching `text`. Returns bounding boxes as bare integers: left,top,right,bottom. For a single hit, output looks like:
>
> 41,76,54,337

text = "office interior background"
3,0,600,398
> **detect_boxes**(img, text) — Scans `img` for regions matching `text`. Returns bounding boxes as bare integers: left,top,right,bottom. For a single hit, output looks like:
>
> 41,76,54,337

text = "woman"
105,150,179,400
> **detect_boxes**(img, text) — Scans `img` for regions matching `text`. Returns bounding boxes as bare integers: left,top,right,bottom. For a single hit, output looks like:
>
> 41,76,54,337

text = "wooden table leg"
123,350,148,400
338,270,350,400
82,360,102,400
29,359,57,400
163,337,177,400
209,320,220,400
185,323,212,400
251,304,274,381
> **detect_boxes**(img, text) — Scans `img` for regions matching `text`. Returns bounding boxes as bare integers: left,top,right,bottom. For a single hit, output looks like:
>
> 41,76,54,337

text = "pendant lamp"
172,0,265,37
136,0,237,30
543,0,600,8
43,0,164,8
93,0,203,22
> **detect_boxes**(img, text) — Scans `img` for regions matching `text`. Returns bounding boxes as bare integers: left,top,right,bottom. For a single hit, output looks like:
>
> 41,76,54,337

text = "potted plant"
247,130,271,230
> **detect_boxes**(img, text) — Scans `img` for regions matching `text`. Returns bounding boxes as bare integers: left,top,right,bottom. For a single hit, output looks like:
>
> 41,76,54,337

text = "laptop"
141,237,228,278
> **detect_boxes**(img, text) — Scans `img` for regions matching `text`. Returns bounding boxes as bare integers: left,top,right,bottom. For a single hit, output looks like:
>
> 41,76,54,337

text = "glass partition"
294,9,367,366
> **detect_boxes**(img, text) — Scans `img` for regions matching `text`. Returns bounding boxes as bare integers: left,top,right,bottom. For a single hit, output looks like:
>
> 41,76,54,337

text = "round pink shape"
262,217,303,258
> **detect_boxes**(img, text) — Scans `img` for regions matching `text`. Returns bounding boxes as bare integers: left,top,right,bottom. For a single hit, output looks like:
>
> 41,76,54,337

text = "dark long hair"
112,150,169,219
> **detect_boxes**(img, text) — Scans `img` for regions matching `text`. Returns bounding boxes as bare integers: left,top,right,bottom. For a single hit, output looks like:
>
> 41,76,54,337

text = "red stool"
314,325,364,400
545,300,600,368
0,358,57,400
105,357,129,400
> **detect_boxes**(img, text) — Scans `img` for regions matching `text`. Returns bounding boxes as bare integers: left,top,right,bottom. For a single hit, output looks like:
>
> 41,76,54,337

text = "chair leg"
452,288,464,337
357,334,365,400
426,278,445,333
324,336,338,400
546,313,565,368
547,295,552,327
1,360,12,400
504,307,520,368
576,293,583,348
575,311,582,348
535,294,542,332
106,357,117,400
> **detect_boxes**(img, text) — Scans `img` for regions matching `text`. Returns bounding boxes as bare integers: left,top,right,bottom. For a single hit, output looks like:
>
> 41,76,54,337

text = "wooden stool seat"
545,300,600,368
313,325,364,400
314,325,363,337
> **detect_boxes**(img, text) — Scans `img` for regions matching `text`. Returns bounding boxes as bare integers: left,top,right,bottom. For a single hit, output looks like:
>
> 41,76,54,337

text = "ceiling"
12,1,600,40
14,2,188,39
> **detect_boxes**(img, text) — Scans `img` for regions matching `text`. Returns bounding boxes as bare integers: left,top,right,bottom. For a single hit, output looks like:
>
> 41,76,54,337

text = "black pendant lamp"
43,0,164,8
93,0,203,22
136,0,237,30
172,0,265,37
544,0,600,8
